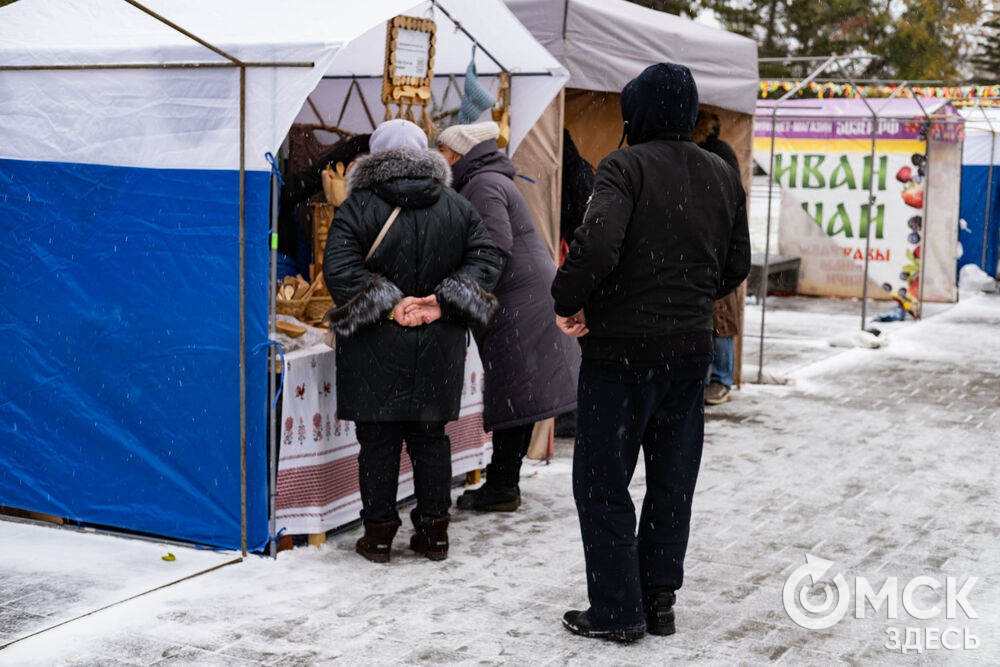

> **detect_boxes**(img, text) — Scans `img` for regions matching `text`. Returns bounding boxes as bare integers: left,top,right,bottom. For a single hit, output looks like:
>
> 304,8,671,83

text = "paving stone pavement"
1,293,998,666
693,293,1000,665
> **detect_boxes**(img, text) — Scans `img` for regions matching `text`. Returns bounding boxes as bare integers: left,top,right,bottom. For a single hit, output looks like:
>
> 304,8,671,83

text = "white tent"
959,107,1000,276
297,0,569,154
0,0,567,552
0,0,568,173
504,0,759,183
504,0,759,115
505,0,759,383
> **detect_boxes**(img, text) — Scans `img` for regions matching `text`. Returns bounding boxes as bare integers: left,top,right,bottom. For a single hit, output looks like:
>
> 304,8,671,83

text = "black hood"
450,140,516,191
620,63,699,146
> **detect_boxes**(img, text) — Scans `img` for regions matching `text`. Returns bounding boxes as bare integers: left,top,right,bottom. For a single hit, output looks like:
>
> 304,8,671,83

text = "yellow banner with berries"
754,102,962,306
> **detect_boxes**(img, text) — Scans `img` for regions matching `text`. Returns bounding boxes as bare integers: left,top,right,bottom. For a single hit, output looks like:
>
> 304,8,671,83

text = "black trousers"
573,354,711,632
354,421,452,528
485,423,534,489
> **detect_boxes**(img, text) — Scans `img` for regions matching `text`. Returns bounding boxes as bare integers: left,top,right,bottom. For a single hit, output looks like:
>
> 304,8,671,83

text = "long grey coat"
452,141,579,431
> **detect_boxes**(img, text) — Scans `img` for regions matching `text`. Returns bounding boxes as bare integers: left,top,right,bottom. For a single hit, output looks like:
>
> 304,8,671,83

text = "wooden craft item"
321,161,350,206
311,203,337,276
275,320,308,338
382,15,436,127
492,72,511,149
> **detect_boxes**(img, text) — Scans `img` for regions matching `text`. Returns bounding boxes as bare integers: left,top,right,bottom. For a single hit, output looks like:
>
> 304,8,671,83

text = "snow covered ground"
2,293,999,666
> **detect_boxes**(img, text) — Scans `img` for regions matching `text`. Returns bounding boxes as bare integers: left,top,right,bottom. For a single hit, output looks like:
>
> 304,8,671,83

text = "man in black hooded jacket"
552,63,750,642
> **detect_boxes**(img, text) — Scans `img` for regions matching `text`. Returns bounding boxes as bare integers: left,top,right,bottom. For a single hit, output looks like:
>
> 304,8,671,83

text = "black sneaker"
561,610,644,643
456,483,521,512
643,591,676,636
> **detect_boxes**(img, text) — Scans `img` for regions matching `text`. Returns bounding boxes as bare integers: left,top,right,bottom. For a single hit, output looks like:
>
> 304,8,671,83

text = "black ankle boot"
355,520,401,563
409,517,449,560
643,591,676,636
561,609,644,643
456,483,521,512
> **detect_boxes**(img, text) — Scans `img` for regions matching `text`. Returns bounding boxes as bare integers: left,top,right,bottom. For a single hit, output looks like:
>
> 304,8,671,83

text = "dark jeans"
354,421,452,528
573,354,711,631
485,423,534,489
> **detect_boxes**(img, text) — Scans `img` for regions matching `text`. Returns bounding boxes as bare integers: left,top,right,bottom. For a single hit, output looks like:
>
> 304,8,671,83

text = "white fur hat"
436,122,501,156
369,119,428,153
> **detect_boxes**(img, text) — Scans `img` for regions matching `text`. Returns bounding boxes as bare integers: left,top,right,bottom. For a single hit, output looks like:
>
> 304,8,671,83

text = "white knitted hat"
436,122,501,156
369,119,428,153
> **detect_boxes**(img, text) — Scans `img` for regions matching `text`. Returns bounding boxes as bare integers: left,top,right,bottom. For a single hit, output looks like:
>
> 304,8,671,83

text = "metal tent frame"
0,0,314,558
4,0,565,560
753,55,964,382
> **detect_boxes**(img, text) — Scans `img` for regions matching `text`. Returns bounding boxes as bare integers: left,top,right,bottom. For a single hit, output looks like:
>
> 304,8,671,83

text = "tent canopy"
0,0,567,171
295,0,569,154
0,0,565,551
0,0,427,172
961,107,1000,165
504,0,758,115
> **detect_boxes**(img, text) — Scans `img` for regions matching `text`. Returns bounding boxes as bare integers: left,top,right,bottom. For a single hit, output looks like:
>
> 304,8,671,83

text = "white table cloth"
275,340,491,534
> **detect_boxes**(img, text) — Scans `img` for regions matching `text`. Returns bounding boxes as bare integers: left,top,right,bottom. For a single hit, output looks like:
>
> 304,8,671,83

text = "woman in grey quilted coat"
436,122,580,512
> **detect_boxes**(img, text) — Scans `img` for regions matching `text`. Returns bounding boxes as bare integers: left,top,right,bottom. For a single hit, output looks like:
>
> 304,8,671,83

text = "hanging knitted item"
459,46,495,124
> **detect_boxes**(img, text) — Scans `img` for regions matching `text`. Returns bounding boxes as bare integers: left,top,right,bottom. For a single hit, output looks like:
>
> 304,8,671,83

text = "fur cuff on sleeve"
323,274,404,338
434,273,498,328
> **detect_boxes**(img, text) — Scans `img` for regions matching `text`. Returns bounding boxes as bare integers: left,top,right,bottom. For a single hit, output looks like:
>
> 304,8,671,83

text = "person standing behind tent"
432,121,579,512
323,119,500,563
693,110,743,406
551,63,750,642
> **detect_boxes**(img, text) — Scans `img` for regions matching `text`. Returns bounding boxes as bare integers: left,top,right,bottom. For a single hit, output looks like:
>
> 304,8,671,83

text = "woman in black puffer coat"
436,122,580,512
323,120,500,563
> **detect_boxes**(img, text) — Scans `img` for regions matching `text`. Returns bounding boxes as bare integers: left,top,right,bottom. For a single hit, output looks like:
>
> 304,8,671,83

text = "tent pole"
318,72,553,79
978,102,997,273
758,109,777,384
833,65,910,328
239,65,248,558
268,149,280,559
756,55,839,383
429,0,509,75
0,62,313,71
833,59,880,329
121,0,240,64
912,95,933,317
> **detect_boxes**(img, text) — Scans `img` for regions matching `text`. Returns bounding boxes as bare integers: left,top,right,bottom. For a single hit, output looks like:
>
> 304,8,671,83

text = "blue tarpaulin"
959,164,1000,277
0,159,271,550
959,108,1000,278
0,0,415,551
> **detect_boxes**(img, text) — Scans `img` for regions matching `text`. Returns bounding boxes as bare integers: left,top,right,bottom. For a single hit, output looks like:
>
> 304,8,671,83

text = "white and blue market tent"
0,0,567,552
959,106,1000,277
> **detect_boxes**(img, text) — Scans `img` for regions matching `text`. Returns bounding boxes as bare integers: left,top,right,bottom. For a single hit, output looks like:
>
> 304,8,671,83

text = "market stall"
505,0,759,177
959,106,1000,277
0,0,566,553
505,0,759,383
273,0,569,537
754,98,965,310
275,340,489,537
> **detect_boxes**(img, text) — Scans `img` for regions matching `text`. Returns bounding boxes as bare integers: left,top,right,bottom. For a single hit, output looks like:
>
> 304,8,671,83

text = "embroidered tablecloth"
275,340,491,534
